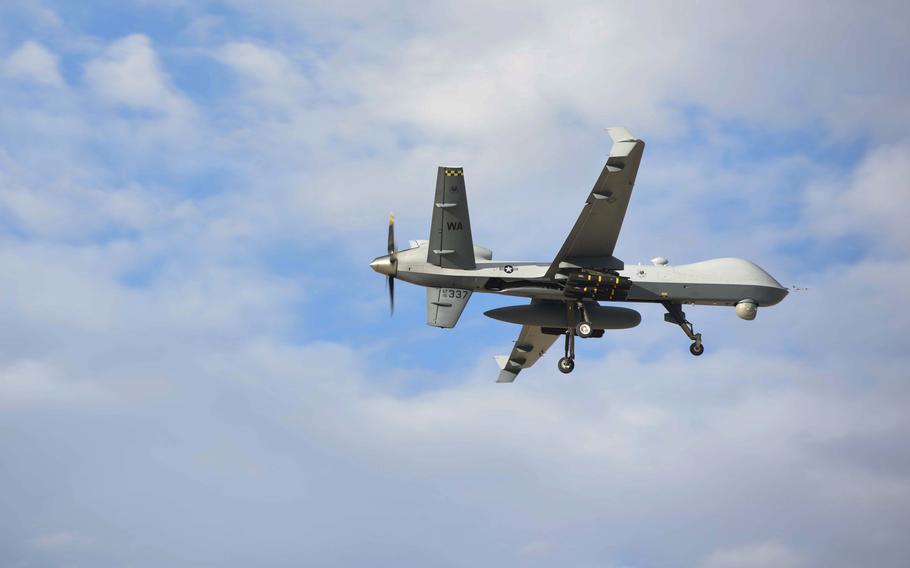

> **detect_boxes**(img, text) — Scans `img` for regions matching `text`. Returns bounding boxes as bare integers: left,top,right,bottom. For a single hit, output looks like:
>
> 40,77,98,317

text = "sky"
0,1,909,566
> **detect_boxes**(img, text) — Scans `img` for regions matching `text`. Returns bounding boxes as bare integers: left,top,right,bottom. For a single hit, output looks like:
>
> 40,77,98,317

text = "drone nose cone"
369,255,395,276
766,284,789,306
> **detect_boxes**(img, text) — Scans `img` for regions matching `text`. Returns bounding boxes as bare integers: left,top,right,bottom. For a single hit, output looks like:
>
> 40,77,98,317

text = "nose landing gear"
663,301,705,357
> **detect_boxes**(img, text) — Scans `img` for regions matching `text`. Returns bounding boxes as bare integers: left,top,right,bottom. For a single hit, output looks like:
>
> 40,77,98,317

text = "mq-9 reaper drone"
370,128,788,382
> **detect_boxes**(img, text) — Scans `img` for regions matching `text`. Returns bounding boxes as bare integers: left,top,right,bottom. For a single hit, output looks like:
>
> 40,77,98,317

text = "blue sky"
1,1,909,567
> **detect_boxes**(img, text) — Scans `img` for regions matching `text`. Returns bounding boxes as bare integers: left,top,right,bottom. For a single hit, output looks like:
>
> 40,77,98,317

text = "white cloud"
700,541,804,568
30,530,92,549
173,0,910,260
1,3,910,567
0,359,113,406
3,328,896,566
0,181,168,239
806,140,910,253
222,1,910,142
3,40,64,87
1,1,62,30
217,42,311,108
84,34,191,116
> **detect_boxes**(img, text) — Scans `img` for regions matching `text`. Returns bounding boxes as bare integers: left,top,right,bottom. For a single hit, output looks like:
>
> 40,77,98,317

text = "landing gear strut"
574,301,594,338
558,302,585,373
662,301,705,357
558,325,576,373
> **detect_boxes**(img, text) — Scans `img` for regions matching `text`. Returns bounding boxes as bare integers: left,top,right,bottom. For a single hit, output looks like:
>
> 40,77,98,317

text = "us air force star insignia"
504,265,514,274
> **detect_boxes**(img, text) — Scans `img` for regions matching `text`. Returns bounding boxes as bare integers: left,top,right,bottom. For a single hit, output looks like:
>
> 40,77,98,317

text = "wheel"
689,342,705,356
558,357,575,374
576,321,593,338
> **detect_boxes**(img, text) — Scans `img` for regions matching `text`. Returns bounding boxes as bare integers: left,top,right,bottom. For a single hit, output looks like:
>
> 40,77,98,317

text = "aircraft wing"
545,128,645,278
494,325,560,383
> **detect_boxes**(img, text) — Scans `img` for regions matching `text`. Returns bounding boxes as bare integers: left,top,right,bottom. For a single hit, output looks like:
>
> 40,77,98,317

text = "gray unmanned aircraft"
369,128,788,382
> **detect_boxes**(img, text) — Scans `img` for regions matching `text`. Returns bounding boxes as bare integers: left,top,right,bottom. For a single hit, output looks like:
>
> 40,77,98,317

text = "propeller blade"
387,274,395,314
387,212,396,257
383,212,396,315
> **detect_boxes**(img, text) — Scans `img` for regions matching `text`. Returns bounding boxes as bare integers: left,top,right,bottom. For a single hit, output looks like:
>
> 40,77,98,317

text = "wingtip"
496,369,518,383
494,355,519,382
606,126,637,143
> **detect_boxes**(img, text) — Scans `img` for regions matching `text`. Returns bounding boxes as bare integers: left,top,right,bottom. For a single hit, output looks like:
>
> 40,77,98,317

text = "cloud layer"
1,1,909,567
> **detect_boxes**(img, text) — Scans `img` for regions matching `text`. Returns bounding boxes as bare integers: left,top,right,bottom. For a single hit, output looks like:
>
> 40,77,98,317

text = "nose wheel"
663,301,706,357
558,357,575,373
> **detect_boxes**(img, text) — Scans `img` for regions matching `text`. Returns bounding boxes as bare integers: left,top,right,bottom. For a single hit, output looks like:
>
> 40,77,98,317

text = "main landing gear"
558,302,592,373
663,301,705,357
576,321,594,338
559,328,576,374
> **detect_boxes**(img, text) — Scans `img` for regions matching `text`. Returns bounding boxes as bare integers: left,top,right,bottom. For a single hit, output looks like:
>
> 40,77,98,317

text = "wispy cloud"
700,540,804,568
30,530,93,549
84,34,192,116
0,2,908,567
3,41,64,87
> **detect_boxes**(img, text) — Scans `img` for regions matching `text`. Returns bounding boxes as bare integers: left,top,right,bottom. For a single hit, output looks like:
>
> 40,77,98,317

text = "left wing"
494,325,559,383
545,128,645,278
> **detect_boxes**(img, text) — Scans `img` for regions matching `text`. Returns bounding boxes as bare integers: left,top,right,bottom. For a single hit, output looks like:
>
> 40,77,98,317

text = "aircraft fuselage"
380,243,787,308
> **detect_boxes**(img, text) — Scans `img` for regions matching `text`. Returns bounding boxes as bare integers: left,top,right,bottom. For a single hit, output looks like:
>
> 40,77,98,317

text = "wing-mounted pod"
484,302,641,330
